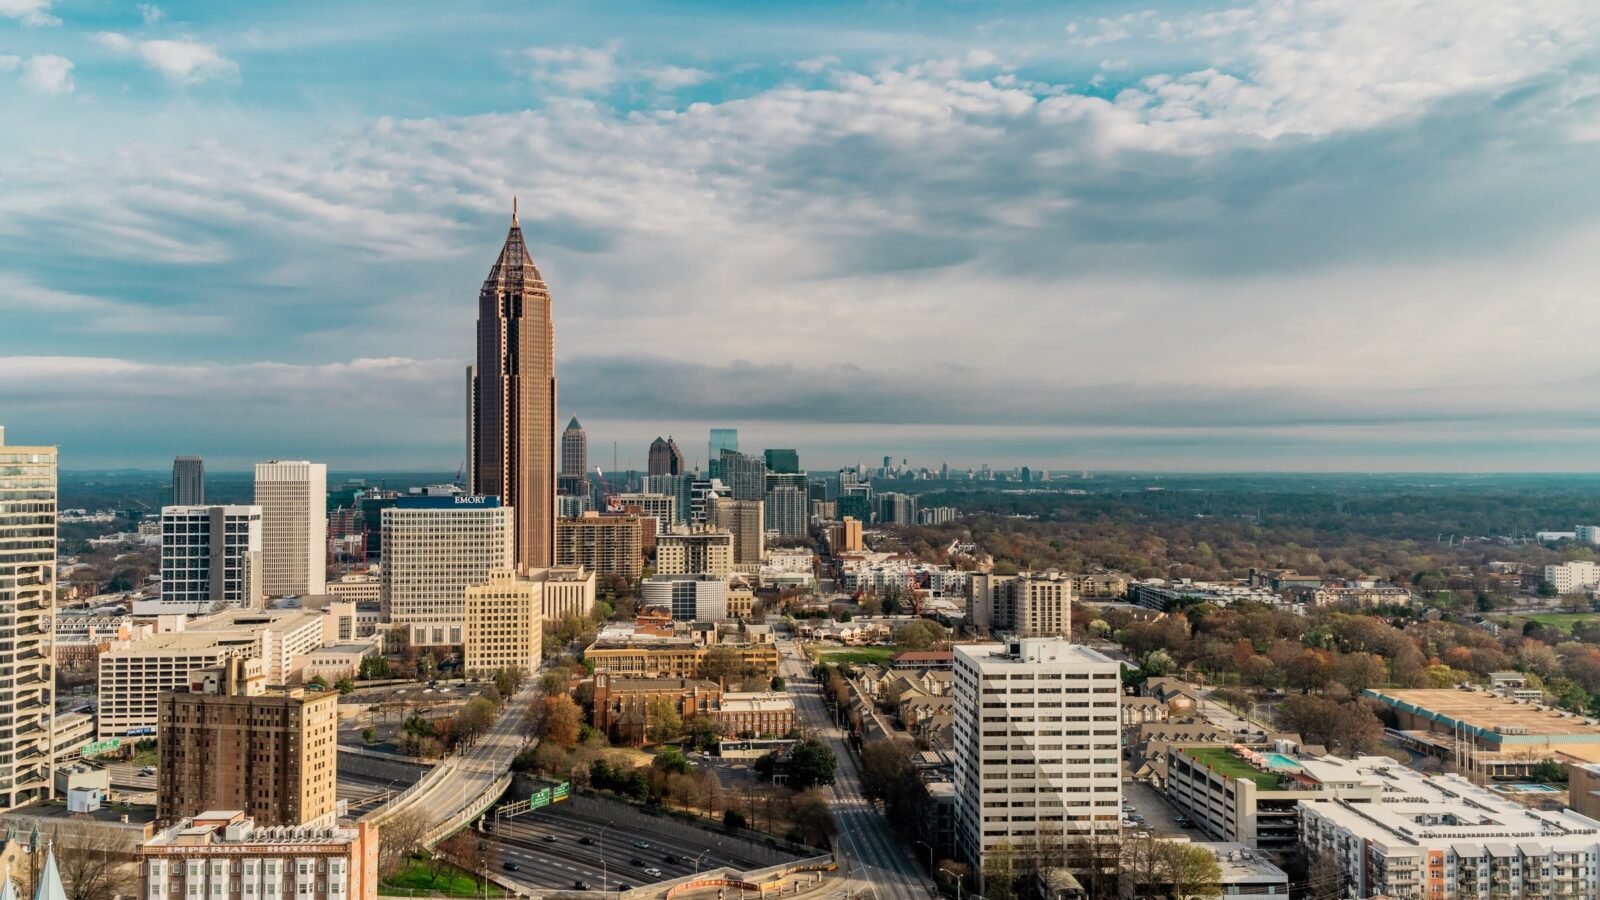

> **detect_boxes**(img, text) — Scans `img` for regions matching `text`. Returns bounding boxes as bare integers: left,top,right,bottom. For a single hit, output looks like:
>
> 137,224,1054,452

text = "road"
780,638,932,900
364,684,538,828
488,802,763,891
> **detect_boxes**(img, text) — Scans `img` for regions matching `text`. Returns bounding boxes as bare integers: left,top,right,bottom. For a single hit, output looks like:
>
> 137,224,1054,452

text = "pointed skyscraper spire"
566,415,582,431
32,847,65,900
512,195,519,227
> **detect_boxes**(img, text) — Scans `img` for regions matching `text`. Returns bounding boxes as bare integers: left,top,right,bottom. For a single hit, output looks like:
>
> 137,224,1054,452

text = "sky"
4,0,1600,472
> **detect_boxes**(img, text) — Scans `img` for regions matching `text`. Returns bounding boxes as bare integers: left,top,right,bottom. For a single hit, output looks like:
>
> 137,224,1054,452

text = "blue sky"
4,0,1600,471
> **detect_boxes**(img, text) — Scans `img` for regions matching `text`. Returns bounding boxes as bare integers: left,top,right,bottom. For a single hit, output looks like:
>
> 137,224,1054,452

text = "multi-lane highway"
779,639,933,900
488,802,764,891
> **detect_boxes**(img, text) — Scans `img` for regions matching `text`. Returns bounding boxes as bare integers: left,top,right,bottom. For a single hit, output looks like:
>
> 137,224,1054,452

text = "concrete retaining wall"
547,789,821,868
337,752,430,785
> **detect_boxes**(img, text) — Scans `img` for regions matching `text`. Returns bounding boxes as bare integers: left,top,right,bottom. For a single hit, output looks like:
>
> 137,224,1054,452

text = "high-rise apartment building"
656,526,735,578
707,428,738,478
152,505,263,615
763,449,800,474
380,495,514,646
0,426,56,810
877,491,918,525
765,487,808,539
648,436,686,476
560,415,587,478
969,572,1074,637
828,516,864,554
172,456,205,506
641,574,728,622
157,657,339,827
254,460,327,597
555,513,644,581
469,205,558,569
952,639,1122,876
616,492,674,535
688,477,726,524
643,474,693,526
708,497,764,568
719,450,767,501
463,569,545,676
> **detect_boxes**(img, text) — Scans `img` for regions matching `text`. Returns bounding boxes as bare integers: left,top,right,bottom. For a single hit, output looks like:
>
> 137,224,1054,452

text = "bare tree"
377,811,430,879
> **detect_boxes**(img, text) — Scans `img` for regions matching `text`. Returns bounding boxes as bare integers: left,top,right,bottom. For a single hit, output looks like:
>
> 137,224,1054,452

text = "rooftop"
1365,687,1600,745
721,692,795,713
953,639,1117,668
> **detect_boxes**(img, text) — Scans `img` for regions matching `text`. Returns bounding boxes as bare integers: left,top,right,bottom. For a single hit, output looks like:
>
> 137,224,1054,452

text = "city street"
779,639,933,900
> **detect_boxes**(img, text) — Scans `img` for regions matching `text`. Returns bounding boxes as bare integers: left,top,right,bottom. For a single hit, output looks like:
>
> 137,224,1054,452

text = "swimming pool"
1261,753,1302,770
1496,783,1559,793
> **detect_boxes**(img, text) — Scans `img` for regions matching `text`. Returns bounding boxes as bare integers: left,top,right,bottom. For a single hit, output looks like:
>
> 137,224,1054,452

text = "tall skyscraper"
953,639,1122,877
719,450,767,501
561,415,587,478
0,426,56,810
469,203,558,569
157,657,339,828
648,436,686,476
707,428,738,478
708,497,764,568
254,460,327,597
150,505,263,615
172,455,205,505
763,449,800,474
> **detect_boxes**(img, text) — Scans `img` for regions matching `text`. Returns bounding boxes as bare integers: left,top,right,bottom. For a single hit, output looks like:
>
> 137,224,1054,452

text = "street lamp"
938,868,962,900
915,841,935,876
599,821,616,893
693,850,711,874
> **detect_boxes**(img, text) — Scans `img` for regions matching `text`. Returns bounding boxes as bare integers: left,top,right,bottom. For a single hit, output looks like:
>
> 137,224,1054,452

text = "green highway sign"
79,738,122,759
552,781,569,801
530,788,551,809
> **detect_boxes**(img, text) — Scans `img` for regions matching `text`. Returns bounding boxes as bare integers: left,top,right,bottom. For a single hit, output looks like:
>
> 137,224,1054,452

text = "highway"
779,638,932,900
488,802,763,891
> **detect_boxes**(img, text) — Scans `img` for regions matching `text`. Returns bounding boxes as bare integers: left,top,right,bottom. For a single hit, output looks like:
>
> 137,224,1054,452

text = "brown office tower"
156,657,339,827
648,436,686,476
468,201,558,568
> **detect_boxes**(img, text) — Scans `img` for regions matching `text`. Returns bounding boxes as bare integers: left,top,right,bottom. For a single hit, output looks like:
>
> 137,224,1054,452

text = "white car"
643,868,663,878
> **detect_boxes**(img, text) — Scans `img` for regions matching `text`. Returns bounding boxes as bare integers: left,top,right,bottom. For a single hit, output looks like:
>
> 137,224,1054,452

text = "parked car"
140,766,157,776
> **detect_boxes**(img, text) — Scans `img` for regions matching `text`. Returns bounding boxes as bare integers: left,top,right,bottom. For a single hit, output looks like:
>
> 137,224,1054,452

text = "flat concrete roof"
1365,688,1600,745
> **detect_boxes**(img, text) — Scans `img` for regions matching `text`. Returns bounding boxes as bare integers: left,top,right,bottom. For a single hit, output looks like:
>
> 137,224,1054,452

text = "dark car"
662,854,680,864
579,836,596,846
630,858,645,867
574,881,592,891
616,885,633,892
502,862,520,872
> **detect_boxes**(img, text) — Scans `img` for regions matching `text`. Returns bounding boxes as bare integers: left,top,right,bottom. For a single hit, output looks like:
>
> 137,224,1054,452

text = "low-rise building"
324,573,381,604
641,574,728,622
140,811,378,900
590,674,723,743
1301,767,1600,899
583,625,779,679
300,643,379,682
719,692,794,737
1365,687,1600,776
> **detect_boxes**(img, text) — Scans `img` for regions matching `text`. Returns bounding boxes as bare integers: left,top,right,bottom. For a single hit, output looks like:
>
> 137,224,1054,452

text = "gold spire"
512,195,519,227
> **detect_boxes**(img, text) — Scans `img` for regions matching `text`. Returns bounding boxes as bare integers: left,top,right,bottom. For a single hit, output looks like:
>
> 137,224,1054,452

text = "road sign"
79,738,122,758
529,788,551,810
552,781,569,802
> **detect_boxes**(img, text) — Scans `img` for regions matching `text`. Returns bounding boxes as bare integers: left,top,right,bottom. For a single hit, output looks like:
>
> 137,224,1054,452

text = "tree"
654,745,691,775
535,693,582,747
335,677,355,695
309,674,331,691
361,726,377,744
984,839,1019,900
1332,652,1386,694
1165,843,1222,900
699,646,745,681
894,620,948,651
723,809,747,830
454,697,498,745
52,828,135,900
359,654,392,680
646,695,684,744
790,791,836,847
786,739,837,790
378,811,431,878
436,832,488,886
493,666,527,699
687,714,724,751
771,675,786,691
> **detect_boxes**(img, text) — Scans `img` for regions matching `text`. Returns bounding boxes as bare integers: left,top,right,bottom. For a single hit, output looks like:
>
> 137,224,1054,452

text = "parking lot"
488,800,772,892
1121,780,1209,840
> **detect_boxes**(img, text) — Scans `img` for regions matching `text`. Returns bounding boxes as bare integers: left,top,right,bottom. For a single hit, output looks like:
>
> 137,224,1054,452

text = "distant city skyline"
5,2,1600,471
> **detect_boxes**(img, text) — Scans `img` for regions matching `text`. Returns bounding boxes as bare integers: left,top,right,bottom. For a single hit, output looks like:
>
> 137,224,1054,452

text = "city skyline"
6,2,1600,471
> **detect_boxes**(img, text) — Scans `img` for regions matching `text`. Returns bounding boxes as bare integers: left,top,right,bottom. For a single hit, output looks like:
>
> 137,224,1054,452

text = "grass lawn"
381,859,502,899
815,646,897,666
1492,612,1597,633
130,747,158,767
1183,746,1281,790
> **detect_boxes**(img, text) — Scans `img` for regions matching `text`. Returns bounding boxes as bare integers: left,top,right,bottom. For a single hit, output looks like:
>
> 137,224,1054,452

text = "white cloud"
0,0,58,26
526,43,620,92
644,65,710,90
0,54,73,93
794,55,840,74
95,32,238,84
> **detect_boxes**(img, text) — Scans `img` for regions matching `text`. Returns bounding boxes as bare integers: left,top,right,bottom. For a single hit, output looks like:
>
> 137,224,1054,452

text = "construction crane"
594,465,620,513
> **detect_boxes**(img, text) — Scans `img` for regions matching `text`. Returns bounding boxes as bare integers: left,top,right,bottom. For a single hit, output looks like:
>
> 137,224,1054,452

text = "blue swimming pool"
1261,753,1301,770
1498,783,1559,793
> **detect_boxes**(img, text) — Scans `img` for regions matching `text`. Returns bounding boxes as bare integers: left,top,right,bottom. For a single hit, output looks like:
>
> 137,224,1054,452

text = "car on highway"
140,766,156,776
543,835,558,843
633,840,650,848
643,868,662,877
630,858,645,867
573,881,591,891
502,862,520,872
662,854,680,864
616,885,633,892
579,836,595,845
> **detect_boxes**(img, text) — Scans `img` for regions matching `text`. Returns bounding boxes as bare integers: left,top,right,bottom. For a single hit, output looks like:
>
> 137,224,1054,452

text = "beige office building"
0,426,57,810
555,513,643,581
541,565,597,620
708,497,764,569
463,570,544,675
157,657,339,827
617,493,675,536
969,571,1074,637
656,525,734,577
381,496,514,646
254,460,327,597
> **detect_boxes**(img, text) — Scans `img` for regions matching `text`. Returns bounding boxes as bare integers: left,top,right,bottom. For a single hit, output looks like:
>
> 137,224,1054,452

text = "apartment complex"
150,505,263,615
828,517,864,553
952,639,1122,873
764,487,808,539
708,497,764,568
0,426,57,810
254,461,328,598
969,572,1074,637
158,657,339,827
555,513,644,580
381,495,514,646
656,525,734,577
1300,767,1600,899
616,493,675,536
463,569,544,675
641,573,728,622
141,812,379,900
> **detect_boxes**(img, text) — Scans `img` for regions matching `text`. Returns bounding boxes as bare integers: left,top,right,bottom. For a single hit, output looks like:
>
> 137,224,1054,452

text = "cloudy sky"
4,0,1600,472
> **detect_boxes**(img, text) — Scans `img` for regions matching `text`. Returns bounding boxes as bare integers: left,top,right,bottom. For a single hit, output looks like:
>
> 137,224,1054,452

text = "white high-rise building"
0,426,57,809
616,492,675,536
144,505,263,615
953,638,1122,877
254,460,327,597
381,495,514,646
1544,560,1600,595
764,486,808,539
641,574,728,622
